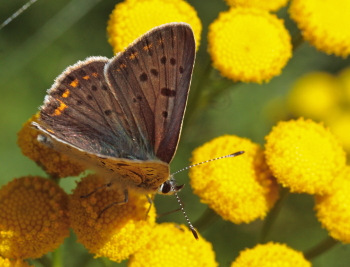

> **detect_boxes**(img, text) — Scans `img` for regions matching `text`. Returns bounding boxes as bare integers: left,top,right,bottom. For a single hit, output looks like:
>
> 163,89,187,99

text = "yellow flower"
69,175,156,262
265,118,346,194
0,176,69,259
107,0,202,54
315,166,350,243
289,0,350,57
327,113,350,154
337,67,350,102
287,72,339,121
128,223,218,267
208,7,291,83
231,242,311,267
189,135,279,224
0,258,33,267
224,0,288,12
17,113,85,178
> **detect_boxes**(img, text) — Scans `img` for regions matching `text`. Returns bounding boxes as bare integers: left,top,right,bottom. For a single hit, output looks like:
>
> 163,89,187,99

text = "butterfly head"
157,176,184,195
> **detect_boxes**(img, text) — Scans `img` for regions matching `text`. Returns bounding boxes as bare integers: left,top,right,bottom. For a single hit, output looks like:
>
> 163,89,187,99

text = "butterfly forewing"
105,23,195,163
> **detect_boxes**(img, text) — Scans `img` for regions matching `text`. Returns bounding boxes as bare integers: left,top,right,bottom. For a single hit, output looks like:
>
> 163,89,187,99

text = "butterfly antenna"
1,0,38,30
171,151,245,176
174,191,199,240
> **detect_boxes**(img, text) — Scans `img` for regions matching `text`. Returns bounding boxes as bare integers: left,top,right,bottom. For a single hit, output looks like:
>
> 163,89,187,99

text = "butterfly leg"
80,182,113,198
97,189,129,219
145,194,154,219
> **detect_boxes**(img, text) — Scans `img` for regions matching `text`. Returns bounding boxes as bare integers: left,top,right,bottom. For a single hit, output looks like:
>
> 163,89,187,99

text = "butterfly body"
32,23,195,195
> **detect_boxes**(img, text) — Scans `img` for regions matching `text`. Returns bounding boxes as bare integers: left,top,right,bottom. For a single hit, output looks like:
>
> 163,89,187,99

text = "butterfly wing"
105,22,196,163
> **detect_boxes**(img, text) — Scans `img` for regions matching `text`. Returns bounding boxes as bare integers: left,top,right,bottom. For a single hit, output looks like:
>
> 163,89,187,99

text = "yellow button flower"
69,174,156,262
327,113,350,154
224,0,288,12
0,258,33,267
128,223,218,267
315,166,350,243
0,176,69,259
17,113,85,178
107,0,202,54
288,72,339,121
290,0,350,57
231,242,311,267
208,7,291,83
265,118,346,194
189,135,279,224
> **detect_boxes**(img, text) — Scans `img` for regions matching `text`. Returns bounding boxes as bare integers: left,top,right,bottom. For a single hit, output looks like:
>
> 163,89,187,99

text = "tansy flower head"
315,166,350,243
189,135,279,224
0,176,69,259
69,175,156,262
224,0,288,12
265,118,346,194
17,113,85,178
290,0,350,57
231,242,311,267
287,72,339,121
0,258,33,267
208,7,291,83
128,223,218,267
107,0,202,54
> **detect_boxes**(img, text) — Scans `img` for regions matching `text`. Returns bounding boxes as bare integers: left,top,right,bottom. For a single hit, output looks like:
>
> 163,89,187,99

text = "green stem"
52,246,63,267
35,255,52,267
259,187,290,243
304,236,339,260
99,257,113,267
193,207,221,232
291,31,304,52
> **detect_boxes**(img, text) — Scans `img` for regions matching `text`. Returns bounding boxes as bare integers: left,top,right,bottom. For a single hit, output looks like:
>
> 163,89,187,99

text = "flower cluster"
288,68,350,153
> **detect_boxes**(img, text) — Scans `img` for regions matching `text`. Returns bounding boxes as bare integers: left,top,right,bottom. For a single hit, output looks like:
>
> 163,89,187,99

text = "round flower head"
0,258,33,267
0,176,69,259
17,113,85,178
327,113,350,154
128,223,218,267
288,72,339,121
107,0,202,54
69,175,156,262
189,135,279,224
337,67,350,102
315,166,350,243
231,242,311,267
265,118,346,194
290,0,350,57
208,7,291,83
224,0,288,12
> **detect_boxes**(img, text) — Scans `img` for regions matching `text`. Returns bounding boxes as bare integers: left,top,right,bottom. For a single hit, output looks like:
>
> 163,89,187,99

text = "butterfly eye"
158,179,184,195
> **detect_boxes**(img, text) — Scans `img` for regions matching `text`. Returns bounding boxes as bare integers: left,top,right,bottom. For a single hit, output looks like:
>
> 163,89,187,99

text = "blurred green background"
1,0,350,266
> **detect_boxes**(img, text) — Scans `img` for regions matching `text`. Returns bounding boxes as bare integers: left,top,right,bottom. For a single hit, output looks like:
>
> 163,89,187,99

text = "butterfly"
32,22,197,237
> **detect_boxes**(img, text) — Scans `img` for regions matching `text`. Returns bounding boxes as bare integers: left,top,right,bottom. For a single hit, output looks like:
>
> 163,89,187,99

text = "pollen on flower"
224,0,288,12
0,176,69,259
128,223,218,267
208,7,291,83
265,118,346,194
0,257,33,267
69,175,156,262
315,166,350,243
231,242,311,267
290,0,350,57
189,135,279,224
107,0,202,54
17,113,85,178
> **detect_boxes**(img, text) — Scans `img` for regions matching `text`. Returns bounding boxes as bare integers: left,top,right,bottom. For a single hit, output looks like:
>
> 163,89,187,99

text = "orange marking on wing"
62,89,70,98
143,43,152,51
54,100,68,115
92,72,98,77
129,52,138,60
83,75,90,80
70,79,79,87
